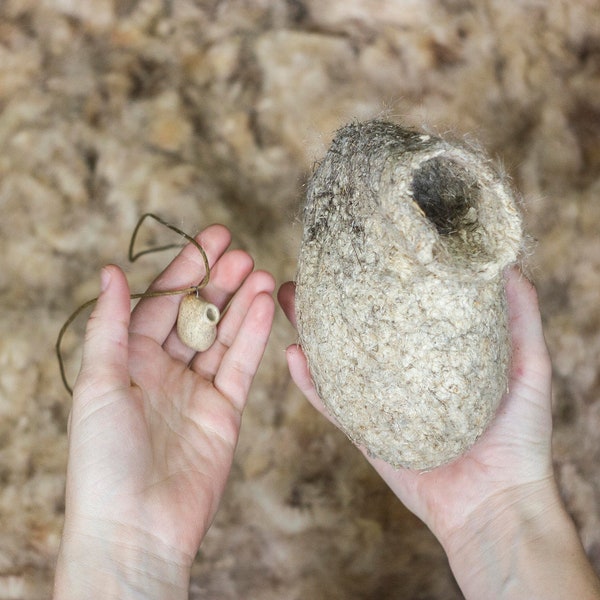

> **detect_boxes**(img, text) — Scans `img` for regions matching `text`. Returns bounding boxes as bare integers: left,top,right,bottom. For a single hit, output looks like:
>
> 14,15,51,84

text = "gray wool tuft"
295,120,524,470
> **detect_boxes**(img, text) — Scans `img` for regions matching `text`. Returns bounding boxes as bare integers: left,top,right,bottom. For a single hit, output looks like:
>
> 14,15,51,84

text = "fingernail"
101,267,111,292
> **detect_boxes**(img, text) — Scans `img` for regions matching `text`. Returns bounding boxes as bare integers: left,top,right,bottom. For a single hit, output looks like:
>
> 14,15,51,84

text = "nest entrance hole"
411,157,480,236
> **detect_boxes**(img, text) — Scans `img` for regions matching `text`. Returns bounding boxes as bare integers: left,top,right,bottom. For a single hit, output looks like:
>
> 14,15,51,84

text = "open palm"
65,224,275,566
278,268,554,547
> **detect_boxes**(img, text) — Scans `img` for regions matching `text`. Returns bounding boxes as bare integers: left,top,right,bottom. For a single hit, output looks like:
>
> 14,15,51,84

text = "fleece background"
1,1,599,597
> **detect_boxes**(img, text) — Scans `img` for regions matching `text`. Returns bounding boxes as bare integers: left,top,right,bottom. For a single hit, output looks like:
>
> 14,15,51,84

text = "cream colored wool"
295,120,524,470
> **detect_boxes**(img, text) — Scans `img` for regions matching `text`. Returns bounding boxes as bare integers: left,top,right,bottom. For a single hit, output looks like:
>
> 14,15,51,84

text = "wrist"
54,516,192,600
441,478,600,599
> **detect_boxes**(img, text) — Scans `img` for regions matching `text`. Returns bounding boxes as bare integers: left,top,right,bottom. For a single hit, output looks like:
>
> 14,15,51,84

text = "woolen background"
1,1,599,597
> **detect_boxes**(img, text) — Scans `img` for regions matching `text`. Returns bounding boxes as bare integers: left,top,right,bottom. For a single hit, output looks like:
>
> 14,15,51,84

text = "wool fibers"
295,120,523,470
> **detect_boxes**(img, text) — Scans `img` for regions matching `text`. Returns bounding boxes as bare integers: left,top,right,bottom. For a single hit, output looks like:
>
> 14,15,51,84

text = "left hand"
55,225,275,598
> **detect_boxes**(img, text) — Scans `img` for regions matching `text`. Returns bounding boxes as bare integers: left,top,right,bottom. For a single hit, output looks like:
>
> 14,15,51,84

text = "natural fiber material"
295,120,523,470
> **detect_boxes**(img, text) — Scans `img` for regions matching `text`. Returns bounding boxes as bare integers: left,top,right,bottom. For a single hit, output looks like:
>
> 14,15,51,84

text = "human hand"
279,268,600,598
54,225,275,599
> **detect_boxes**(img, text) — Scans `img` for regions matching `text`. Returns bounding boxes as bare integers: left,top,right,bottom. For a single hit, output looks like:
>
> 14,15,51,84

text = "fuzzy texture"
296,120,523,470
177,295,220,353
2,1,600,597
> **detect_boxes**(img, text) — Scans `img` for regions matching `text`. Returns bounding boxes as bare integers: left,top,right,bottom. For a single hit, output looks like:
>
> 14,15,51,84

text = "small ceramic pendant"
177,293,220,352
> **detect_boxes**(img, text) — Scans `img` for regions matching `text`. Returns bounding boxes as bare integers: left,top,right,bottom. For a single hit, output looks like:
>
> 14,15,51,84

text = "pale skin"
279,268,600,599
54,225,276,598
54,223,600,598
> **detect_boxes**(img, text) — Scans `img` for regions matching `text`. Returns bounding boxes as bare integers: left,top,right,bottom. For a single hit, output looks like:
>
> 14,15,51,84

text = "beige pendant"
177,294,220,352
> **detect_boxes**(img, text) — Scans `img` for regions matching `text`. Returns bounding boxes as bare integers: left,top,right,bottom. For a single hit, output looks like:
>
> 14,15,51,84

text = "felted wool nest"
295,120,524,470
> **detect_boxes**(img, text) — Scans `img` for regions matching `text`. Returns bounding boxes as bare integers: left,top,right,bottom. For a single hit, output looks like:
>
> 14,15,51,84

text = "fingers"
76,265,132,397
129,224,232,345
212,291,275,413
504,267,552,389
190,270,275,377
277,281,297,328
162,250,255,364
203,250,255,310
278,281,336,422
491,266,553,457
285,343,337,421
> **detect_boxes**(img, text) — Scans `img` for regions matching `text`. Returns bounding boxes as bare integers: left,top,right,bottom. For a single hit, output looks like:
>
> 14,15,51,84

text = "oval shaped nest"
295,120,524,470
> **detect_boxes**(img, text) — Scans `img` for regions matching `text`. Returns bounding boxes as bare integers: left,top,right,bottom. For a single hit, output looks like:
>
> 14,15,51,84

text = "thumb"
75,265,132,397
505,267,552,396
